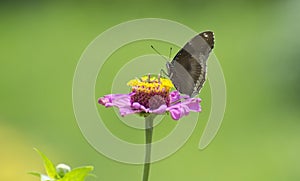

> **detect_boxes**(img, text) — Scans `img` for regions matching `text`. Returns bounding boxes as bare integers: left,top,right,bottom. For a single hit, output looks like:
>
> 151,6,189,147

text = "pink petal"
169,91,190,104
167,97,201,120
132,102,142,109
119,107,142,117
169,107,181,120
185,98,201,112
99,93,137,116
98,94,131,108
132,102,149,112
170,104,190,120
150,104,167,114
169,91,180,103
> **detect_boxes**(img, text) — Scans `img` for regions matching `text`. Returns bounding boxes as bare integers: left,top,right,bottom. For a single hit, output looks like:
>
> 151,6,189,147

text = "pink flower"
98,75,201,120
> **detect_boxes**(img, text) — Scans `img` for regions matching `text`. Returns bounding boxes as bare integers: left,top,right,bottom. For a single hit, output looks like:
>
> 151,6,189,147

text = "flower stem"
142,114,155,181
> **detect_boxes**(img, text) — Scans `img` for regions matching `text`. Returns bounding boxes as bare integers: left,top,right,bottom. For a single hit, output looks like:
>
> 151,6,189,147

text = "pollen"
127,74,174,109
127,75,173,91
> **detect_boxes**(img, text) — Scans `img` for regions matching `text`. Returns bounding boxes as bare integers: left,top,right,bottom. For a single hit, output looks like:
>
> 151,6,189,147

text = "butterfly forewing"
168,31,214,97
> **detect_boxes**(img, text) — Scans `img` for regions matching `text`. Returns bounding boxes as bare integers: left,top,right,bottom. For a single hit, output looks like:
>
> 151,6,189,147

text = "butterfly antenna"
169,47,172,59
150,45,169,62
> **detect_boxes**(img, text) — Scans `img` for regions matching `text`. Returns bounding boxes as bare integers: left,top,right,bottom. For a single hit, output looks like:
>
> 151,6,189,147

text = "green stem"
142,114,155,181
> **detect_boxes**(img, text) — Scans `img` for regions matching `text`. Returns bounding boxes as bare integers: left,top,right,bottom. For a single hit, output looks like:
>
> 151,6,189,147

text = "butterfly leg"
160,69,169,78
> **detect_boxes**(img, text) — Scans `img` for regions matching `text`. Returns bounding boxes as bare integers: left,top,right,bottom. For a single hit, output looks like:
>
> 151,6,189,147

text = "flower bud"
56,163,71,178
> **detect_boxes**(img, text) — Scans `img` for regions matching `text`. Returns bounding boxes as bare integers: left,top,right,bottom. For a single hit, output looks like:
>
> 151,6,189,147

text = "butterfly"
166,31,215,97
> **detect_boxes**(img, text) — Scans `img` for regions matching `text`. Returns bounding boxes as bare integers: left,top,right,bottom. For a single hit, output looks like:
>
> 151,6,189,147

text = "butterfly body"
167,31,215,97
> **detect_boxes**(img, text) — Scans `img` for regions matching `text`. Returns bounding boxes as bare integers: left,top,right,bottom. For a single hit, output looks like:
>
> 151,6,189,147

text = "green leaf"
58,166,94,181
28,172,41,178
34,148,58,179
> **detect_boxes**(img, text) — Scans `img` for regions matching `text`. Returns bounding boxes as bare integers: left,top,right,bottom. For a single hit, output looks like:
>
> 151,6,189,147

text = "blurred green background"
1,0,300,180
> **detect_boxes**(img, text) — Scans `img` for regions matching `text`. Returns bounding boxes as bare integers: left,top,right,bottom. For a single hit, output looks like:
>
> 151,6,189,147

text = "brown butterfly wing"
170,31,214,97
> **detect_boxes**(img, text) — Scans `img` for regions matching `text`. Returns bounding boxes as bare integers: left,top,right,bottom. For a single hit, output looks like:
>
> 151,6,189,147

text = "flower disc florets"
127,75,173,110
